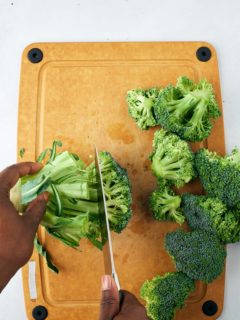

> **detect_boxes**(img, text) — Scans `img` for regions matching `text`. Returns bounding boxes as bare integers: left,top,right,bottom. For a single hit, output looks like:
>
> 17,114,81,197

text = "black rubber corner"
202,300,218,316
32,305,48,320
196,46,212,62
28,48,43,63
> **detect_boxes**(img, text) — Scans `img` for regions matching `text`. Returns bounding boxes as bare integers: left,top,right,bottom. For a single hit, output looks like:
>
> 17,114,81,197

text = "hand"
0,162,48,292
99,275,148,320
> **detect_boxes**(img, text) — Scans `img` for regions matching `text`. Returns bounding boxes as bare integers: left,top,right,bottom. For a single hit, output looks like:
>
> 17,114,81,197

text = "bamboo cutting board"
18,42,225,320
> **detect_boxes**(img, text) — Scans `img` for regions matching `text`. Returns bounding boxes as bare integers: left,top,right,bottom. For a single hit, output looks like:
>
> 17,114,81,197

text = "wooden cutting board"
17,42,225,320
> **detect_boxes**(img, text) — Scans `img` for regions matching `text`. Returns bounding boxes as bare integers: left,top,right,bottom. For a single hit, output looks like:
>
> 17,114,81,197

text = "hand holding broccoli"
0,162,48,292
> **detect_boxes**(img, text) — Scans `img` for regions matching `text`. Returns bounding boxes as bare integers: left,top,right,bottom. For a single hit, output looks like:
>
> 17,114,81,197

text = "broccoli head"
182,193,240,244
149,129,196,188
195,148,240,208
126,88,160,130
99,151,132,233
149,180,185,225
165,229,226,283
154,76,221,142
140,271,195,320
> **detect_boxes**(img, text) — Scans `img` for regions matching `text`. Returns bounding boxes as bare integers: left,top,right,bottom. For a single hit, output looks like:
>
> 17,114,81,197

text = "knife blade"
95,147,121,290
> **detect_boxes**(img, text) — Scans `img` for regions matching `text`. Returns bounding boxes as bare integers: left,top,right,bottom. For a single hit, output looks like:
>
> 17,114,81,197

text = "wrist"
0,261,18,293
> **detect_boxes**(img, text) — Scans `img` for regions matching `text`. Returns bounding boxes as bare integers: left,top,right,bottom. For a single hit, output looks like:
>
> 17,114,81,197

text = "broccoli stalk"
195,147,240,208
182,193,240,244
126,88,160,130
165,229,226,283
149,129,196,188
149,181,184,225
10,142,132,253
154,76,221,142
140,272,195,320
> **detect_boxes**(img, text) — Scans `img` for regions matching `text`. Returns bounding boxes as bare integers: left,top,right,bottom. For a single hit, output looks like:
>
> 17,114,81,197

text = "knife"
95,147,121,291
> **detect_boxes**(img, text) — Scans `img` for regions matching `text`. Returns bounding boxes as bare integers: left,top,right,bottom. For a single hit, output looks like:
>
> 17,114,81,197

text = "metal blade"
95,147,120,290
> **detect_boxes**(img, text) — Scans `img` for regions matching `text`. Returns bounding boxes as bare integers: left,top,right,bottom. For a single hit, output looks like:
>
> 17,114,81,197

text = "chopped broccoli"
154,76,221,142
99,151,132,233
149,180,185,225
195,148,240,208
149,129,196,188
165,229,226,283
126,88,160,130
140,271,195,320
182,193,240,244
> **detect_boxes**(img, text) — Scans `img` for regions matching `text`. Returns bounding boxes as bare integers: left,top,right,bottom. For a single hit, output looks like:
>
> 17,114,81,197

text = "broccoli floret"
182,193,240,244
99,151,132,233
165,229,226,283
149,129,196,188
149,180,185,225
140,272,195,320
126,88,160,130
154,76,221,142
195,148,240,208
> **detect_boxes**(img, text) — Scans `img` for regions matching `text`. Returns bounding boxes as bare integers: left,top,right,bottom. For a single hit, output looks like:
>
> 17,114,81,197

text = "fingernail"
101,275,112,291
34,162,43,169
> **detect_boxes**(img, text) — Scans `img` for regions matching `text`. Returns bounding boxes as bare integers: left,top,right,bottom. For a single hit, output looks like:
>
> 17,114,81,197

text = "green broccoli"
10,142,132,251
99,151,132,233
195,147,240,208
149,129,196,188
154,76,221,142
149,180,185,224
140,272,195,320
126,88,160,130
182,193,240,244
165,229,226,283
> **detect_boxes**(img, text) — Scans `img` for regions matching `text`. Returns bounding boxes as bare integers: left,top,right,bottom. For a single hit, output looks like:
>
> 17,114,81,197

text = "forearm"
0,262,17,293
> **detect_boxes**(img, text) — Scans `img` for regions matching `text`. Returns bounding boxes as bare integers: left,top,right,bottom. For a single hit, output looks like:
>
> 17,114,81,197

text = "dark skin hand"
0,163,148,319
0,162,48,293
99,275,148,320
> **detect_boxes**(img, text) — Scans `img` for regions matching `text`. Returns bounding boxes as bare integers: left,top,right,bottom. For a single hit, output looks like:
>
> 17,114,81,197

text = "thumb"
99,275,120,320
23,192,48,236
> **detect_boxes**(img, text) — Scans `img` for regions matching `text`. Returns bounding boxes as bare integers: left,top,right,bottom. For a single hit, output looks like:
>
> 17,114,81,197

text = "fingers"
23,192,48,237
99,275,120,320
120,290,148,319
0,162,42,197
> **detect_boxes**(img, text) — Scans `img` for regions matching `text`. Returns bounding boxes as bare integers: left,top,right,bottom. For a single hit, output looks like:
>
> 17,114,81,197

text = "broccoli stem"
185,99,207,129
140,97,154,116
47,198,99,216
167,94,199,118
172,211,185,225
157,194,181,214
151,156,186,180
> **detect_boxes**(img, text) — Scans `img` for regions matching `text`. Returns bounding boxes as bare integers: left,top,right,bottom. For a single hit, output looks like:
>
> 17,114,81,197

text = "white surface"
0,0,239,319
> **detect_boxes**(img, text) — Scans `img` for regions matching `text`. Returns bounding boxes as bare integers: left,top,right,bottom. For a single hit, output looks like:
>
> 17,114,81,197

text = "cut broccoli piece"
126,88,160,130
149,129,196,188
165,229,226,283
182,193,240,244
195,148,240,208
154,76,221,142
149,180,184,225
99,151,132,233
141,272,195,320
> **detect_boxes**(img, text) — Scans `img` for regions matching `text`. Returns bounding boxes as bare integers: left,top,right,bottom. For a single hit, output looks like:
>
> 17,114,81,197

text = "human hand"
99,275,148,320
0,162,48,292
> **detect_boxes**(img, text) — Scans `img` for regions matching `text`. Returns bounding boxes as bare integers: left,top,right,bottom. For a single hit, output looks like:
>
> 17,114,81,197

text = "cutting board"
18,42,225,320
